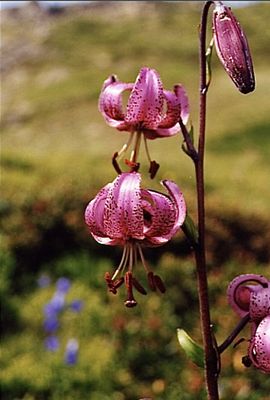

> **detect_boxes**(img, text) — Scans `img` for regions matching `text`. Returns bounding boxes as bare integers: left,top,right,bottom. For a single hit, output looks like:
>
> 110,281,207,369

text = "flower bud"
212,2,255,94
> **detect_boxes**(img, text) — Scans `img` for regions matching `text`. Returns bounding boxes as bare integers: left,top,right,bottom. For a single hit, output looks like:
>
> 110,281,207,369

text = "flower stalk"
194,1,220,399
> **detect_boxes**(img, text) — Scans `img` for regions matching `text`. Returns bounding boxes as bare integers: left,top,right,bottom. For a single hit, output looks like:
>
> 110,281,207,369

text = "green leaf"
181,213,199,246
177,328,204,369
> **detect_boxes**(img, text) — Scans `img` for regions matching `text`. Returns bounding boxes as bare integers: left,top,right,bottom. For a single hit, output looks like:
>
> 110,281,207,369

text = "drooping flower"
99,67,189,177
227,274,270,373
85,172,186,307
212,2,255,94
99,67,189,138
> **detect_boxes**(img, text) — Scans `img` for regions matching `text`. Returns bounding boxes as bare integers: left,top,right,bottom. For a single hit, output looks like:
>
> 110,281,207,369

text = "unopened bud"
212,2,255,94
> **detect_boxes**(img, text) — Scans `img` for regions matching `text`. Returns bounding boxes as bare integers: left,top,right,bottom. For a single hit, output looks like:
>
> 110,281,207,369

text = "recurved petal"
125,67,163,130
250,287,270,322
158,89,181,129
249,316,270,374
99,77,133,127
175,84,190,125
143,180,186,246
103,172,144,240
147,125,180,139
142,190,176,245
85,183,111,237
227,274,269,318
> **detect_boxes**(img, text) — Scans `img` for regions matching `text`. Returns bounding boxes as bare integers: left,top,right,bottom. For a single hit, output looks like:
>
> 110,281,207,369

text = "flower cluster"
40,276,83,365
227,274,270,373
85,67,188,307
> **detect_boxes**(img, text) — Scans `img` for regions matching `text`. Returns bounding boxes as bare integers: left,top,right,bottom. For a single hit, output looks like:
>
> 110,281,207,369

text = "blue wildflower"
56,277,71,294
64,338,79,365
43,314,59,333
45,335,59,352
69,299,84,313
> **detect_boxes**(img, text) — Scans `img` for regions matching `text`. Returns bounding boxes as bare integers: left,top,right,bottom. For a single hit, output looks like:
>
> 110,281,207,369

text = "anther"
113,277,125,290
112,152,122,174
153,274,166,293
124,271,137,308
104,272,117,294
132,277,147,295
125,159,140,173
149,160,160,179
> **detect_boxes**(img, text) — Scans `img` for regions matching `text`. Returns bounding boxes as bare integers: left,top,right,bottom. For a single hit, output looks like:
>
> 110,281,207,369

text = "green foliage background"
1,1,270,399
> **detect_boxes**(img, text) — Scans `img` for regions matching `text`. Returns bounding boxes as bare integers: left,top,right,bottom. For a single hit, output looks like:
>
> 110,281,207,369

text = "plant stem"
195,2,219,399
218,314,250,354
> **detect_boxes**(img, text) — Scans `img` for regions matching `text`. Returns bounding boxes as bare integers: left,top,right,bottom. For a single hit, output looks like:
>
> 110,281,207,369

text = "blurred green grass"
1,2,270,399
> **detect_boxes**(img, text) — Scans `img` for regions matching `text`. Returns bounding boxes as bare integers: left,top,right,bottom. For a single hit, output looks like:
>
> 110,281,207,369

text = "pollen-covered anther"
124,159,140,172
104,272,124,294
104,272,115,293
154,274,166,293
124,271,137,308
132,276,147,295
149,160,160,179
147,271,166,293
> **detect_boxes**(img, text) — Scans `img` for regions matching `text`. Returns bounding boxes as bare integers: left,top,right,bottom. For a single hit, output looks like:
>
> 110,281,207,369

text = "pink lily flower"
99,67,189,139
85,172,186,307
99,67,189,177
227,274,270,373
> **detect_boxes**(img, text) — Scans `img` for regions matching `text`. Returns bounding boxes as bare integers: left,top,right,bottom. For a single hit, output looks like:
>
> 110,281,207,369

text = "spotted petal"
249,316,270,374
144,180,186,246
103,173,144,241
84,184,121,245
125,67,163,130
250,287,270,322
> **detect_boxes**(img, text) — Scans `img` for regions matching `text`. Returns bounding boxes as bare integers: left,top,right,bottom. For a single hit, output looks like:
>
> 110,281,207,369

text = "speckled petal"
84,183,122,245
125,67,163,130
144,180,186,246
158,88,181,129
103,173,144,241
249,316,270,374
99,75,133,130
142,190,176,245
250,287,270,322
227,274,269,318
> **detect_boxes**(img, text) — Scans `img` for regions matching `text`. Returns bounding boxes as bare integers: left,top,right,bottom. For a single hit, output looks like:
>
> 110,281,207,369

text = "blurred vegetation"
1,1,270,399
